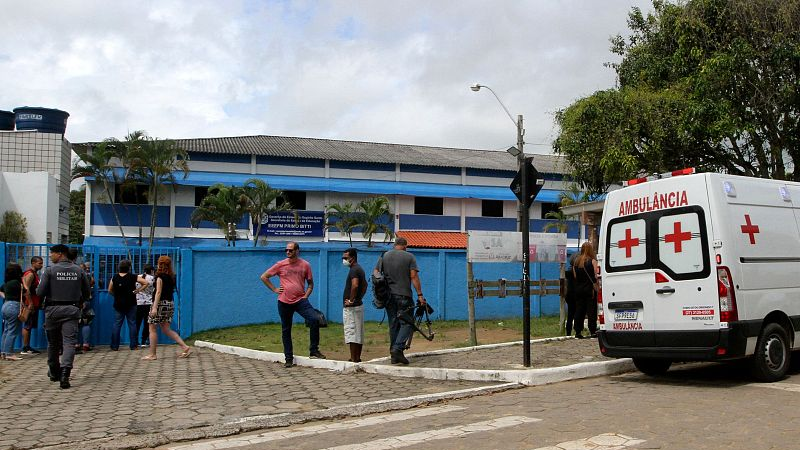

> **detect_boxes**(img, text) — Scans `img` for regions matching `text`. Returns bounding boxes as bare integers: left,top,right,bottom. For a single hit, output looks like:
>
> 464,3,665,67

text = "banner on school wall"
258,211,325,237
467,230,567,263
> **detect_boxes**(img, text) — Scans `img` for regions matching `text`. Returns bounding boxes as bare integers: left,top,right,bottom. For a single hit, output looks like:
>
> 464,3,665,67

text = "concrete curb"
195,339,636,386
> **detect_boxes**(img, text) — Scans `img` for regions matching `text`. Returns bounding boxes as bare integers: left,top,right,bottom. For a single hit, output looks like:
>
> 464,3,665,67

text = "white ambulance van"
598,170,800,381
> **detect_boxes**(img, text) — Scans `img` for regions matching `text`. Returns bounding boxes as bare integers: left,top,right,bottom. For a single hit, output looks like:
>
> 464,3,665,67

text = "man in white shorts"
342,248,367,362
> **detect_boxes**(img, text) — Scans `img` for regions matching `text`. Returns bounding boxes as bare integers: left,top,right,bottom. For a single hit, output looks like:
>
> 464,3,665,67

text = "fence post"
467,261,477,346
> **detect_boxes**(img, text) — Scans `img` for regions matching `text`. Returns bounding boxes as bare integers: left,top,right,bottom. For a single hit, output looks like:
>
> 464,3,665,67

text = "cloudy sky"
1,1,653,154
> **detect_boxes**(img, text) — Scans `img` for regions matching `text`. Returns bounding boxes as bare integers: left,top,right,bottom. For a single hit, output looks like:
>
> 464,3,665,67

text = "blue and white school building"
78,135,586,247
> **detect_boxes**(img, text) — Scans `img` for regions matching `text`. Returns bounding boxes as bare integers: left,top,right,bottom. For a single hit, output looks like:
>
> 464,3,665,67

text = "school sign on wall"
257,211,325,237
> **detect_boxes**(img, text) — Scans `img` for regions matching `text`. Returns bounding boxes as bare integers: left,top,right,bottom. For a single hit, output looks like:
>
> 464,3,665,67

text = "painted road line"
321,416,541,450
746,382,800,392
167,405,467,450
531,433,645,450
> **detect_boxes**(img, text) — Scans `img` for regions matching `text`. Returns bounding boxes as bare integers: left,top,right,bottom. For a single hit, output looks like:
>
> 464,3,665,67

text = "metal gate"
2,243,182,349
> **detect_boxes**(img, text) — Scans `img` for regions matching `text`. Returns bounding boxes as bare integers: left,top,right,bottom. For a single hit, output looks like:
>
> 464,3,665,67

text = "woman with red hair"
141,256,192,360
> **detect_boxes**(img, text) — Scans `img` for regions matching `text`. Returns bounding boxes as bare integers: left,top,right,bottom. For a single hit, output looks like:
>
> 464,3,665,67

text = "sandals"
140,355,157,361
177,348,193,358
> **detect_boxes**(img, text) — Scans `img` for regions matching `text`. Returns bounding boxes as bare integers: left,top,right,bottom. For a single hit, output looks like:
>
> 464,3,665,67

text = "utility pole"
518,114,531,367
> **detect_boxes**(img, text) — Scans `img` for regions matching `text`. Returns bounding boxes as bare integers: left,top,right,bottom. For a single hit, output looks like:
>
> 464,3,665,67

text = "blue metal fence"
2,242,181,351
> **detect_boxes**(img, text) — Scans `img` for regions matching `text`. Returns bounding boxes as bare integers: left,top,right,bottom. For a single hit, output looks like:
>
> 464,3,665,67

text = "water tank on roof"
13,107,70,135
0,110,14,131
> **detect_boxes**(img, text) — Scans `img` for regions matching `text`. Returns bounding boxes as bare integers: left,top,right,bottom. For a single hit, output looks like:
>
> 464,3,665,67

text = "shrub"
0,210,28,243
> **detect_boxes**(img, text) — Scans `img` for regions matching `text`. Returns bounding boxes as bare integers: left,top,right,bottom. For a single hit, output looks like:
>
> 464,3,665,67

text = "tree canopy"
554,0,800,194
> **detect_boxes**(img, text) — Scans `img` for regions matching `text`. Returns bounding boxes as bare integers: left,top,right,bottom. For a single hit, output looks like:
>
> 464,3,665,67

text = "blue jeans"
277,298,320,361
1,301,21,355
77,324,91,347
111,306,137,350
385,294,414,353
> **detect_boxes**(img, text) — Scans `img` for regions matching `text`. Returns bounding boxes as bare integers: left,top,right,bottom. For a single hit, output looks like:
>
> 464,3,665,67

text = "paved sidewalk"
0,337,633,449
0,346,500,450
371,337,612,369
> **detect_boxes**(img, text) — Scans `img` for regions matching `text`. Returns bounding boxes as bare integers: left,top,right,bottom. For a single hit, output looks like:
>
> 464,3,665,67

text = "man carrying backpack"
374,237,426,365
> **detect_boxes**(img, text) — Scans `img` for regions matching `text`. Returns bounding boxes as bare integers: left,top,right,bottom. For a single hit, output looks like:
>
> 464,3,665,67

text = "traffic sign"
509,158,543,208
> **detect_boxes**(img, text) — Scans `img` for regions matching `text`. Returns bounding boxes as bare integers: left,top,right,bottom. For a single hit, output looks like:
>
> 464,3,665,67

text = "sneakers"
575,333,586,339
21,346,39,355
309,351,327,359
284,359,295,368
390,350,409,365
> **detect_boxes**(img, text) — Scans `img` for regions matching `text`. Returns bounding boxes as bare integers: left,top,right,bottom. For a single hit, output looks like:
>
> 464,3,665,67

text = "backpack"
371,254,390,309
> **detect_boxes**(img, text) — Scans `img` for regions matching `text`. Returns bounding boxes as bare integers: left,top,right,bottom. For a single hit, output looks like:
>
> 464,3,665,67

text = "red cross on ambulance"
664,221,692,253
740,214,759,244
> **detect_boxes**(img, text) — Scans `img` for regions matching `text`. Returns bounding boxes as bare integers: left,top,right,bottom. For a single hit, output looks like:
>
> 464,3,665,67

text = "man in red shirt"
21,256,44,354
260,241,326,368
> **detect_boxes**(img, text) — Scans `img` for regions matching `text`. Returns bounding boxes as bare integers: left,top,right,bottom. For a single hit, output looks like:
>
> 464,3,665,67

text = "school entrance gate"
1,243,182,350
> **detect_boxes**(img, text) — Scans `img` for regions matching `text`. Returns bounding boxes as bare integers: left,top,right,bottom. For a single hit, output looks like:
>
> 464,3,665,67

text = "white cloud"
0,0,653,152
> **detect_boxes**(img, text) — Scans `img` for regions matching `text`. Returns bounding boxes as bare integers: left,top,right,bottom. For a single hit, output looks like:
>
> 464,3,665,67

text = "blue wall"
2,242,564,347
91,204,170,227
183,244,562,335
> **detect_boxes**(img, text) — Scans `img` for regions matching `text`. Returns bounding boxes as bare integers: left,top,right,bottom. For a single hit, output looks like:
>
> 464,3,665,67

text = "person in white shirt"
134,265,155,348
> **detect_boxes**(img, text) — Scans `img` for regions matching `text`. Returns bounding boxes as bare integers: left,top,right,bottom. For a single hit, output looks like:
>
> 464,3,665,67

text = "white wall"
0,171,59,243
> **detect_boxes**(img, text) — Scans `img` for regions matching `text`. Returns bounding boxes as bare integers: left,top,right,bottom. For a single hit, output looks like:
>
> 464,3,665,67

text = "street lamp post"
471,83,532,367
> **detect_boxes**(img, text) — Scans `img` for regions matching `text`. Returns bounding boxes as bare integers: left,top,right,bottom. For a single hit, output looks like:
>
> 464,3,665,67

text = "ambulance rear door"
603,174,717,346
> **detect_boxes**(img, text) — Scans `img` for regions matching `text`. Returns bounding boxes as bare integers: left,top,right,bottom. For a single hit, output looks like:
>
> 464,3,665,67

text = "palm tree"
325,202,359,246
542,210,568,233
189,184,248,246
241,178,291,247
128,135,189,258
72,139,129,249
117,131,147,246
355,196,394,247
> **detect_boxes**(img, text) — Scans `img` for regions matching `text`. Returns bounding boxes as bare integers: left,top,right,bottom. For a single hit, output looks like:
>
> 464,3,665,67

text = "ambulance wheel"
632,358,672,376
751,322,790,382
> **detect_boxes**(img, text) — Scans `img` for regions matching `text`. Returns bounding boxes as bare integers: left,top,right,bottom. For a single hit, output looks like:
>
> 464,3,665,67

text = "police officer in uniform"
36,244,90,389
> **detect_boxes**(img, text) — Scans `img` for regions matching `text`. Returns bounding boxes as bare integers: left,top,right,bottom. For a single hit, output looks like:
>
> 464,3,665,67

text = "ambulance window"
606,218,648,270
655,208,710,280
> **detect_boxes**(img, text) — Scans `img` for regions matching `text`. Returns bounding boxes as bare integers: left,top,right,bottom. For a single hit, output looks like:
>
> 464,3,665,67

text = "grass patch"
188,316,562,360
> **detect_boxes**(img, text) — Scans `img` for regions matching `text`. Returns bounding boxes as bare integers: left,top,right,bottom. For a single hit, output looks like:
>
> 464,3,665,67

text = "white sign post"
468,231,567,263
465,231,567,347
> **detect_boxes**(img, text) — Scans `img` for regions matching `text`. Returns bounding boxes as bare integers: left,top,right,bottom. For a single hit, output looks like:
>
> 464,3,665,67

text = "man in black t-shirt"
342,248,366,363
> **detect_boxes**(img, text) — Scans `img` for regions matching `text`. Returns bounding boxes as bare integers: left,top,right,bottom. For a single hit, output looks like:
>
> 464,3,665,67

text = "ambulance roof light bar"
623,168,696,187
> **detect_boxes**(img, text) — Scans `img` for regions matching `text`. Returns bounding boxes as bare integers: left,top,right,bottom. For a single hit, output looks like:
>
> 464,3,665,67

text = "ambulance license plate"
614,310,638,320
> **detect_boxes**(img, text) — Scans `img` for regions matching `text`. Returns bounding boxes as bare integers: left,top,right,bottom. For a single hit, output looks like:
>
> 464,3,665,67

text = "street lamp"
471,83,533,367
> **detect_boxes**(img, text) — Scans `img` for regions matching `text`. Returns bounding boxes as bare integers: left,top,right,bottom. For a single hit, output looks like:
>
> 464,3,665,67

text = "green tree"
115,131,148,247
0,211,28,243
189,184,248,246
127,134,189,257
325,202,359,246
241,178,291,247
554,0,800,193
68,187,86,244
354,196,394,247
72,140,129,246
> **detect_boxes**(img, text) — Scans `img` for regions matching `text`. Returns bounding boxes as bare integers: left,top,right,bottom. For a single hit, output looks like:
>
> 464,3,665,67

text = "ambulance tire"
632,358,672,376
751,322,790,383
